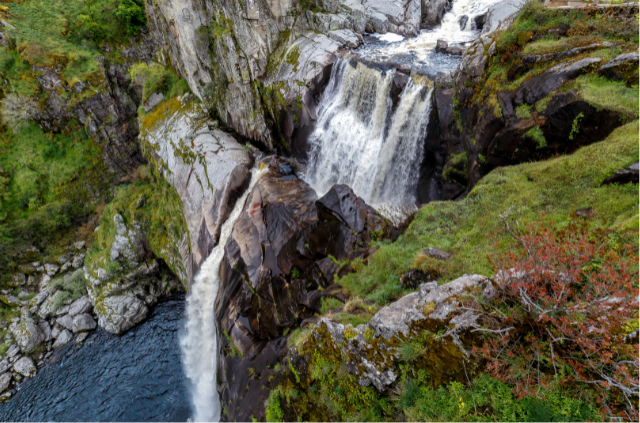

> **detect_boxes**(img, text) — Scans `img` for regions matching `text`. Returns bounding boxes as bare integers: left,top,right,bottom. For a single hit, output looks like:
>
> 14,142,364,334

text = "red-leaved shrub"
476,214,638,420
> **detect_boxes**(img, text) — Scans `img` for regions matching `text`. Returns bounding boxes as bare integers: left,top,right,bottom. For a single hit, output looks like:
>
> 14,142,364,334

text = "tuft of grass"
49,269,87,312
338,121,639,301
523,126,547,149
320,297,344,315
515,104,532,119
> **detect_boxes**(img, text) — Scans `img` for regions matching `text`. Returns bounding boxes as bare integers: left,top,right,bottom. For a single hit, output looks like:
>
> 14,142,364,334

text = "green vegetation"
49,269,87,312
523,125,547,148
130,62,190,104
573,74,639,119
0,122,111,278
319,297,344,314
84,165,189,286
338,121,638,304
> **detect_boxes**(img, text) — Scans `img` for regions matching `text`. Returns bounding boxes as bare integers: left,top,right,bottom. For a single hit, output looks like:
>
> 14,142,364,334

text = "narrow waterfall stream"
180,167,265,422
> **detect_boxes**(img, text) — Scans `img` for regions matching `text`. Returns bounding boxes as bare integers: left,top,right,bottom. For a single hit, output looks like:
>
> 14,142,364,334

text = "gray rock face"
5,345,20,359
0,360,9,375
68,296,93,317
327,29,364,48
599,52,639,84
13,357,36,378
141,101,252,281
52,329,73,349
143,92,164,112
72,313,97,333
11,319,45,354
96,294,148,335
110,214,148,266
603,162,639,185
0,373,11,393
422,0,451,27
481,0,529,35
363,0,421,35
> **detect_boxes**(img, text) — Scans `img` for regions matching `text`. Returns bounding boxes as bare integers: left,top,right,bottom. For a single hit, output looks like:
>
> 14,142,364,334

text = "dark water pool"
0,296,190,422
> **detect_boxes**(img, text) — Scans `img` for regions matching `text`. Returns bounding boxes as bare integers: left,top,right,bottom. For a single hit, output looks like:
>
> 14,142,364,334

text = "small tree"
475,210,638,421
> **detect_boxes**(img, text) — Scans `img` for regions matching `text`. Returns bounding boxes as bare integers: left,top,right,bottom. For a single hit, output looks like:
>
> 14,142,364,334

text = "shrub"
49,269,87,311
476,213,639,420
130,62,190,103
0,94,37,132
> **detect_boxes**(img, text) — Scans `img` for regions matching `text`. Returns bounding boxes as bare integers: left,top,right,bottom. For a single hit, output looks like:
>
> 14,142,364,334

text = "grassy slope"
339,121,639,305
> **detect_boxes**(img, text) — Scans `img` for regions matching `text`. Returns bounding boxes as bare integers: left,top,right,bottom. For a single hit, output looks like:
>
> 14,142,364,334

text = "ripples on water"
0,296,189,422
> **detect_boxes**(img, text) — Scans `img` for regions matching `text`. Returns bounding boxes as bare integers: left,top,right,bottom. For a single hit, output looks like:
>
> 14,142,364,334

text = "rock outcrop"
140,99,253,281
216,158,397,421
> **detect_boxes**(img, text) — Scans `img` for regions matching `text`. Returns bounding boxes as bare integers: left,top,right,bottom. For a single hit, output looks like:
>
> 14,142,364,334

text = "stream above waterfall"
0,296,189,422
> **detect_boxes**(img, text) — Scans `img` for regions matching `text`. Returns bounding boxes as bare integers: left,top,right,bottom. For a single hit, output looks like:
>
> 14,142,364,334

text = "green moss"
515,104,532,119
49,269,87,312
337,121,639,303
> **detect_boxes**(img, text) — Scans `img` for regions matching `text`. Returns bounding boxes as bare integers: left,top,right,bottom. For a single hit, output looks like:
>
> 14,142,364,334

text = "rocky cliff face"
145,0,443,153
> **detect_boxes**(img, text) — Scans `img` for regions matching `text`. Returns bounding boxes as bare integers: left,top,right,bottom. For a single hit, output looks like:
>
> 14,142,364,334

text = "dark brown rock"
603,162,639,185
400,269,438,289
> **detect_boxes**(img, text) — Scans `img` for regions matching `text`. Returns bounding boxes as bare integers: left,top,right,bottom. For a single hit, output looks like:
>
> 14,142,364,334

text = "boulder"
363,0,422,36
56,314,74,332
459,15,469,30
52,329,73,349
68,296,92,317
11,319,45,354
422,247,453,261
72,313,97,333
422,0,451,28
95,294,148,335
0,360,9,375
598,52,639,86
603,162,639,185
13,357,36,378
0,373,10,393
37,322,52,342
5,345,20,359
435,39,448,53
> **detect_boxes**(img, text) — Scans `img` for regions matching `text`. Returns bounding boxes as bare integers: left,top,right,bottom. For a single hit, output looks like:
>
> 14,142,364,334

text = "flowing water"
306,0,502,207
180,166,265,422
307,60,434,205
0,297,189,422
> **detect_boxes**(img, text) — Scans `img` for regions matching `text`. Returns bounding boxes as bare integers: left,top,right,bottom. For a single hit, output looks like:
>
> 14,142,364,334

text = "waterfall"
306,60,434,205
180,166,265,422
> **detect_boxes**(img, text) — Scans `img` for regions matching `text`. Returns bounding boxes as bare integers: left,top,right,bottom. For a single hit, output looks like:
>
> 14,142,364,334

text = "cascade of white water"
180,166,265,423
306,60,434,205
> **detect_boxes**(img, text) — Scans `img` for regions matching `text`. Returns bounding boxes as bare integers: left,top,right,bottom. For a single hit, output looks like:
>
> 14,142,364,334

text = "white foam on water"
370,32,405,43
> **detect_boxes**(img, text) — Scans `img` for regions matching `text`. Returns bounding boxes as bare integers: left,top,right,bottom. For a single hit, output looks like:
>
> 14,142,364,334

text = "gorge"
0,0,637,421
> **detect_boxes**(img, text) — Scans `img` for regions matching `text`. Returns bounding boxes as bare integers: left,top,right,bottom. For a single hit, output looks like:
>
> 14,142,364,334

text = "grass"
337,121,639,304
573,74,639,119
523,35,601,55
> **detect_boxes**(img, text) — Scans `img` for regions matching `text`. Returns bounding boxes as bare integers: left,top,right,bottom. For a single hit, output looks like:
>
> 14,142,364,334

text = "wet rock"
13,357,36,378
599,52,639,86
75,332,89,344
459,15,469,30
422,247,453,261
68,296,93,317
96,294,148,335
72,313,97,333
56,315,74,332
471,14,486,31
0,373,11,393
603,162,639,185
11,319,45,354
422,0,452,28
364,0,422,36
436,39,448,53
52,329,73,349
